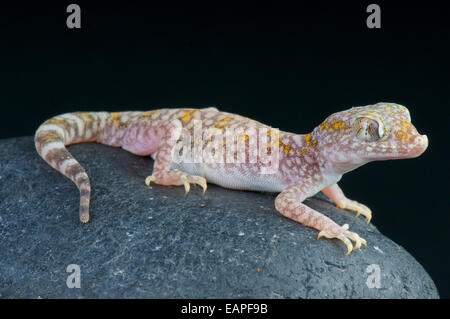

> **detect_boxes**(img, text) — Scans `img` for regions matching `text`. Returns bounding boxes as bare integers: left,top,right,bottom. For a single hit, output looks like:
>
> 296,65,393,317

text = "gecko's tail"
34,112,109,223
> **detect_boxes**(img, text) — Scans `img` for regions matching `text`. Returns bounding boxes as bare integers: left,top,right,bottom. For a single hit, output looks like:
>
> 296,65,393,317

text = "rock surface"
0,137,439,298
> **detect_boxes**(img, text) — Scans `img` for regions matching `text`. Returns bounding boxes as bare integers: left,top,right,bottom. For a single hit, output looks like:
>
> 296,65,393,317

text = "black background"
1,2,449,298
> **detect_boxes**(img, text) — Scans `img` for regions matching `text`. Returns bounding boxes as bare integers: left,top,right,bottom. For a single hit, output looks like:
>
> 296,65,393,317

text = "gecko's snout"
412,134,428,156
418,134,428,146
401,133,428,159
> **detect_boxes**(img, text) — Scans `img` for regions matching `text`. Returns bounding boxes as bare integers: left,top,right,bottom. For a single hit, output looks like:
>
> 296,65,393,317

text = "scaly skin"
34,103,428,254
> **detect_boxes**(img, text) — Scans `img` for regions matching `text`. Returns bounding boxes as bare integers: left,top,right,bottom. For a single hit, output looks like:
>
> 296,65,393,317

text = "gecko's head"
313,102,428,172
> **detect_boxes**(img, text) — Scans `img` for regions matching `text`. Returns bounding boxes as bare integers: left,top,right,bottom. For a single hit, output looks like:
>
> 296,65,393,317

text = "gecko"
34,103,428,254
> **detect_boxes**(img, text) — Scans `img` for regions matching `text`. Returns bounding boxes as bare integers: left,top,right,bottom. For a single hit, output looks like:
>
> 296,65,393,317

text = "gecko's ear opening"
352,115,386,142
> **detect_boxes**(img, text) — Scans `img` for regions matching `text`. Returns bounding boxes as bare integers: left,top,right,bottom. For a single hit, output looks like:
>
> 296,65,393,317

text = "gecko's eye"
352,117,384,142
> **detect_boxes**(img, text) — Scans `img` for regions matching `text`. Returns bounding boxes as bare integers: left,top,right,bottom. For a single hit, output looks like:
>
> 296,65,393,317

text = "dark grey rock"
0,136,439,298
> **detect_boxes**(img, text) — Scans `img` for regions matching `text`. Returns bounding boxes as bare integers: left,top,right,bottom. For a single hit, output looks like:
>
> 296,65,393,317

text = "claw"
183,181,190,194
348,234,361,250
317,223,366,255
145,172,207,196
337,200,372,224
345,242,353,255
186,175,207,195
336,233,354,255
196,177,207,195
145,175,156,187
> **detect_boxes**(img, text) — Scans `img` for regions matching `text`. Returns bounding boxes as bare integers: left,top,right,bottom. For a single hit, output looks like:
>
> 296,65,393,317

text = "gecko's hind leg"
139,119,207,194
322,184,372,223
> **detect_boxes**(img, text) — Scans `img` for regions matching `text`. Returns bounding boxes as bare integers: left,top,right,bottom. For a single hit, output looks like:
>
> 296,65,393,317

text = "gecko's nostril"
416,134,428,146
411,134,428,156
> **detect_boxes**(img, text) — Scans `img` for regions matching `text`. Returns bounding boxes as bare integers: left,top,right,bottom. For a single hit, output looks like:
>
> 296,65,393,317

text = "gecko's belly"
171,162,286,193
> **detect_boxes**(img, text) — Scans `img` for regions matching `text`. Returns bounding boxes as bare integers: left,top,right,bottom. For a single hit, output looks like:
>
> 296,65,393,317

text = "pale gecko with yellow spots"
34,103,428,254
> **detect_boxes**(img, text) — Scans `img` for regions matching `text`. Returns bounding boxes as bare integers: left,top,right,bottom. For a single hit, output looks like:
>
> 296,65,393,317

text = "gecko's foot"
317,223,367,255
145,169,207,195
336,199,372,224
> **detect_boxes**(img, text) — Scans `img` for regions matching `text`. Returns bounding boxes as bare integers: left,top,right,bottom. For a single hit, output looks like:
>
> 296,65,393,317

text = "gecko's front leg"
322,184,372,223
275,183,366,254
123,119,207,194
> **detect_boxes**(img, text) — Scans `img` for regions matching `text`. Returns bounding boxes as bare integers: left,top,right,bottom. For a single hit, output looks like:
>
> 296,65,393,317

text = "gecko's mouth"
375,134,428,161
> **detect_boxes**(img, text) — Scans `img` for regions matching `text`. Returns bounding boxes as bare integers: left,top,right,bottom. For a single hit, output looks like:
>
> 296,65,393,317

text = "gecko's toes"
145,170,207,195
179,174,207,195
188,175,207,195
354,205,372,224
342,229,366,250
337,199,372,224
318,223,366,255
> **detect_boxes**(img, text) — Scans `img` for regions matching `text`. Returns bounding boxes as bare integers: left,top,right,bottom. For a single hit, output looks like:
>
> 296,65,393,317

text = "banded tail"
34,112,110,222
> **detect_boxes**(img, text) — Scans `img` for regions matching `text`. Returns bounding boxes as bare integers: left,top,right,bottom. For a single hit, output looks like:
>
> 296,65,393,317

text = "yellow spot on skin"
76,112,93,125
304,134,312,144
110,112,128,128
304,134,317,147
215,117,231,129
319,120,346,133
400,119,411,131
283,145,292,154
180,110,195,124
332,120,345,130
395,130,409,143
45,118,63,124
44,118,69,128
138,111,156,120
394,120,413,143
41,134,60,142
319,122,327,131
278,140,293,154
110,112,121,124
